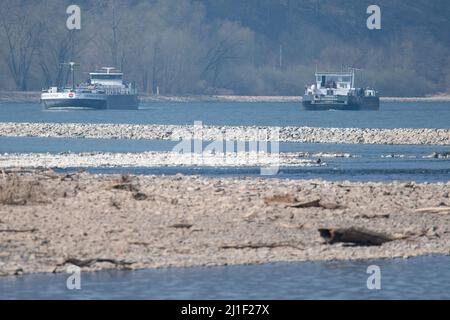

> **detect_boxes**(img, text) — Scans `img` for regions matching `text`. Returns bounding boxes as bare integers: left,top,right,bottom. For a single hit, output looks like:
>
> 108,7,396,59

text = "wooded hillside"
0,0,449,96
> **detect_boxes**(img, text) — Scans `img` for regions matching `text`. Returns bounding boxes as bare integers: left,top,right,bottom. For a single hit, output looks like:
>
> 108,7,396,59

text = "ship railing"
316,95,339,100
100,86,138,95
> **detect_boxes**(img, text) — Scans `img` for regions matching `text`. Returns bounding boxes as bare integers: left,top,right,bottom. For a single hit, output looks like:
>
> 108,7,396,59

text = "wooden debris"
414,207,450,215
0,228,38,233
264,194,341,209
111,174,139,192
128,241,151,246
169,223,193,229
132,192,148,201
318,202,342,209
61,258,134,268
110,199,121,209
221,241,303,250
318,227,394,246
355,214,390,219
289,199,321,208
112,183,139,192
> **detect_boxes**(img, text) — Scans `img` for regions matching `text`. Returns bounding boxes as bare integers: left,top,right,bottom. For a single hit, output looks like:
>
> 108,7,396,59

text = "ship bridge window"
91,74,122,80
326,76,339,82
342,76,351,82
319,75,352,83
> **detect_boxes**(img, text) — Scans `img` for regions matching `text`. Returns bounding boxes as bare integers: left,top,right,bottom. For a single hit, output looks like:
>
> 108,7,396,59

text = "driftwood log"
170,223,193,229
414,207,450,215
264,195,342,209
318,227,393,246
61,258,134,268
0,228,37,233
221,241,303,250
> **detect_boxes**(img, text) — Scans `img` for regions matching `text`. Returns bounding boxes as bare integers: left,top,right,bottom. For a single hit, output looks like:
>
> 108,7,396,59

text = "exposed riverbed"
1,172,449,277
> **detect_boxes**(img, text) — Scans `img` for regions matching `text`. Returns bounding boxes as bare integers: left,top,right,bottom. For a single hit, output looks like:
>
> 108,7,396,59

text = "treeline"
0,0,449,96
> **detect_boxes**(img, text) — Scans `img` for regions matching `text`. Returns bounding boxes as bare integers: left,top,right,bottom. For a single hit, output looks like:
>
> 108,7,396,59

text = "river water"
0,101,449,128
0,102,450,182
1,136,449,182
1,256,449,300
0,101,449,299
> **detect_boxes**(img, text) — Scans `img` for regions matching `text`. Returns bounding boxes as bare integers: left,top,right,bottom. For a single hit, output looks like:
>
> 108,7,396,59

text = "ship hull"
302,95,379,111
41,92,139,110
41,98,107,110
106,94,139,110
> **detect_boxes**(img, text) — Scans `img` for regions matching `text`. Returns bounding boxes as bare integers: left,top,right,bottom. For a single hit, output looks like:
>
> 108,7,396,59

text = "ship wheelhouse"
89,67,124,87
315,72,354,94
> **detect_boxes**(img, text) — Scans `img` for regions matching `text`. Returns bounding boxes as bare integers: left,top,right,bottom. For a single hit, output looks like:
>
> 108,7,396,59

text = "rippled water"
0,102,449,300
0,101,450,128
1,137,449,182
1,256,449,300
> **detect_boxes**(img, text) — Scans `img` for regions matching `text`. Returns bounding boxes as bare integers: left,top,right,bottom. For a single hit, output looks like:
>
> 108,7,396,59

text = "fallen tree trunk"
318,227,393,246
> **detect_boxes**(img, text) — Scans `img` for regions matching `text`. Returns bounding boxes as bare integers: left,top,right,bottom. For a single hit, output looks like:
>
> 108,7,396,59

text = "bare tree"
0,2,43,90
38,28,76,88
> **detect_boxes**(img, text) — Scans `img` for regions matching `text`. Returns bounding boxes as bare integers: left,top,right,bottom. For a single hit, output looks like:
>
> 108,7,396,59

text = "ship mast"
61,62,79,91
351,68,355,89
348,67,361,89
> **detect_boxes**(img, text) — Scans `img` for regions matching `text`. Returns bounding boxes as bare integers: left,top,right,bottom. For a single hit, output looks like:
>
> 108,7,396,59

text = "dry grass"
0,173,48,205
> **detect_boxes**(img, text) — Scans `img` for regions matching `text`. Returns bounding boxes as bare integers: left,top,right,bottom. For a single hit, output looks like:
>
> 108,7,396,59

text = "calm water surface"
0,256,449,300
0,102,449,300
1,137,449,182
0,101,449,128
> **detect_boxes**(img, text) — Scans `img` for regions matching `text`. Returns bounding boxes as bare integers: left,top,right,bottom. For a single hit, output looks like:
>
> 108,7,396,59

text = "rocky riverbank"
1,122,450,145
1,171,449,276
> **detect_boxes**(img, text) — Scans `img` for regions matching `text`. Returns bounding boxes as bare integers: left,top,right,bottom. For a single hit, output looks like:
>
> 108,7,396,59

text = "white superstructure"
302,69,379,110
41,63,139,110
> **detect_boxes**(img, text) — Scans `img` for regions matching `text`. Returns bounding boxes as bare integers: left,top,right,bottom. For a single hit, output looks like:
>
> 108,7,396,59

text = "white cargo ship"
302,69,379,110
41,63,139,110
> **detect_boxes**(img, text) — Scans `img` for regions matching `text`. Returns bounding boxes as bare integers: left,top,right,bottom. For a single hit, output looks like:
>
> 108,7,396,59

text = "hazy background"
0,0,449,96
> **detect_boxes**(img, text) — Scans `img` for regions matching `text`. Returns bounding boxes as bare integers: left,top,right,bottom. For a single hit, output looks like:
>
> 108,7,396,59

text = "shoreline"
1,91,450,103
3,255,448,280
1,171,449,276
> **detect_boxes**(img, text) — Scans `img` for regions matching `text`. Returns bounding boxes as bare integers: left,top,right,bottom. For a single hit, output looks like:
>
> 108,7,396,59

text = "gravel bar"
0,172,449,276
0,122,450,145
0,151,330,169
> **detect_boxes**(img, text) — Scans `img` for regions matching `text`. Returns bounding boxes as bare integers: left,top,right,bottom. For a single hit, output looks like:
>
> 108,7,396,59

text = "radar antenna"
101,67,120,74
